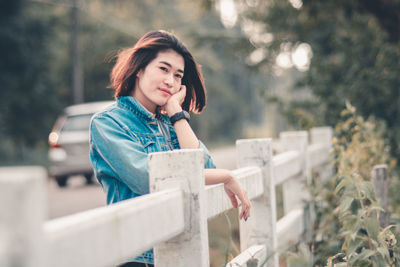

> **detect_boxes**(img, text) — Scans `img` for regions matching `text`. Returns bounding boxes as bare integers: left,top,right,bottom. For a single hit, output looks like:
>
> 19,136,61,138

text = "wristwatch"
169,110,190,125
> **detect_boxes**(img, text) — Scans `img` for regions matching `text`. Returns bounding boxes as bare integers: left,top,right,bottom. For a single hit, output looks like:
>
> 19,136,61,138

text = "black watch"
169,110,190,125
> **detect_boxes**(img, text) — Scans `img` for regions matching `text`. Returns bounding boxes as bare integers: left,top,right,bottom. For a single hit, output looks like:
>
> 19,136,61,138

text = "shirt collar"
117,96,169,123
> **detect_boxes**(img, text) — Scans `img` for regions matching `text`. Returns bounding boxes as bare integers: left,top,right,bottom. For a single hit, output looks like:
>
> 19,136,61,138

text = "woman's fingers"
224,184,239,208
233,189,250,220
239,191,251,221
230,194,238,208
223,175,251,221
242,204,250,220
177,85,186,105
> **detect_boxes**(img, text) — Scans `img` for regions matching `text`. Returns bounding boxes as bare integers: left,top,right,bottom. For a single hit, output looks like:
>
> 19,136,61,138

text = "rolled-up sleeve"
199,141,216,169
90,114,149,195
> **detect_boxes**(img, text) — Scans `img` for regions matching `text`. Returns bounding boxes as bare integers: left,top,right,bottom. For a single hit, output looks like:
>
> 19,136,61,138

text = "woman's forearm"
205,168,251,220
166,102,200,149
204,168,232,185
173,118,200,149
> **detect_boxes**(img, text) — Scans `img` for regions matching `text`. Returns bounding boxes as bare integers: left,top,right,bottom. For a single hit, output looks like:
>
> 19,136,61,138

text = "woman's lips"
159,88,172,96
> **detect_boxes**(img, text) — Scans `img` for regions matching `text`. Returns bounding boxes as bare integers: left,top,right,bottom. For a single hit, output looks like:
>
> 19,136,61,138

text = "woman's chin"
154,99,168,109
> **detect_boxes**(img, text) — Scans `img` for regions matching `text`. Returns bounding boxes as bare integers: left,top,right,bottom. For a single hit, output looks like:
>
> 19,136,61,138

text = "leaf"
364,217,380,240
351,249,375,264
347,239,364,256
378,226,397,247
376,246,389,259
339,196,354,214
372,254,387,267
359,181,377,202
369,206,385,213
380,224,396,235
359,249,376,260
345,101,355,113
335,177,353,194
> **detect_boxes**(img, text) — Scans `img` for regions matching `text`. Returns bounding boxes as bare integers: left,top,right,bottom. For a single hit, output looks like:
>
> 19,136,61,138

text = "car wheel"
55,176,68,187
84,173,94,185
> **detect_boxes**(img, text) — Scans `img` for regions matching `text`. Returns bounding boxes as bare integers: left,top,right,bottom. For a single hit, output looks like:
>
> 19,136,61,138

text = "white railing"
0,127,332,267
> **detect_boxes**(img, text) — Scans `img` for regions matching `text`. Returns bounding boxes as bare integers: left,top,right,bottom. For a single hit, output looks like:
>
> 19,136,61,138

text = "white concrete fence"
0,127,332,267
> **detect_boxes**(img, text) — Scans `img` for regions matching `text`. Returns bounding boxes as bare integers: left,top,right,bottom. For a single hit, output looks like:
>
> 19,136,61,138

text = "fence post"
310,127,333,148
372,164,389,228
0,167,47,267
148,149,208,267
279,131,309,214
279,131,314,244
310,127,333,183
236,138,278,267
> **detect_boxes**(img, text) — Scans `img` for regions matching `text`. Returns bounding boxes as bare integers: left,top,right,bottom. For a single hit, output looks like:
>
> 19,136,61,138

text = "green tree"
238,0,400,158
0,0,60,163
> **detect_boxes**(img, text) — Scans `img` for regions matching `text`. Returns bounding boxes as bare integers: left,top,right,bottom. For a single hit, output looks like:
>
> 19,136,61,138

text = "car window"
61,114,93,132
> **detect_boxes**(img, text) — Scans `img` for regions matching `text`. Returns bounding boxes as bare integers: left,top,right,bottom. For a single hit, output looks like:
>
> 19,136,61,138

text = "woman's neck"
131,92,156,114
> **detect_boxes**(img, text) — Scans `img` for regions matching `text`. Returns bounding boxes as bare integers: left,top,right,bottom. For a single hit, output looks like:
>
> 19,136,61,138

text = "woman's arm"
90,114,150,195
164,86,199,149
205,169,251,220
164,86,251,220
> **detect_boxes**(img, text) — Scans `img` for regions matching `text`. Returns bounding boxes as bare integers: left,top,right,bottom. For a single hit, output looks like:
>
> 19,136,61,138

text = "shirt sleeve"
90,114,149,195
199,140,216,169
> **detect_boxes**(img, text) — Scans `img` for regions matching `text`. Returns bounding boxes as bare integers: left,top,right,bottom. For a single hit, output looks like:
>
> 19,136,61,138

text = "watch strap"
169,111,190,125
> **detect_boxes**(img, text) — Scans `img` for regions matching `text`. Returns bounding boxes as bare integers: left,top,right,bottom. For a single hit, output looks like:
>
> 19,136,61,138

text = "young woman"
89,30,251,267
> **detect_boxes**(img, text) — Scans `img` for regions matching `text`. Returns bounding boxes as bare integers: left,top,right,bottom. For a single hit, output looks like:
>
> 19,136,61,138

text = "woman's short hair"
110,30,206,113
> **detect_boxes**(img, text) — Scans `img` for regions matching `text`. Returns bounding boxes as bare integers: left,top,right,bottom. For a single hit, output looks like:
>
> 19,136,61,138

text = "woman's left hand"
204,169,251,221
224,175,251,221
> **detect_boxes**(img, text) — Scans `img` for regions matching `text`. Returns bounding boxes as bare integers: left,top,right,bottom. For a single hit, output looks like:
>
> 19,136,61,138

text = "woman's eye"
160,67,168,72
175,74,183,79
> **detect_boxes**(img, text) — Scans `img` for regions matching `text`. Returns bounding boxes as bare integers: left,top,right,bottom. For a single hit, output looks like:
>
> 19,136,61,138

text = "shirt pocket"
135,134,158,153
142,139,156,153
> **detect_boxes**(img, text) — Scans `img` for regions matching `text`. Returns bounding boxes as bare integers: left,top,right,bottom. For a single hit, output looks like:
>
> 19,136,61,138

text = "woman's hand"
164,85,186,116
224,173,251,221
204,169,251,221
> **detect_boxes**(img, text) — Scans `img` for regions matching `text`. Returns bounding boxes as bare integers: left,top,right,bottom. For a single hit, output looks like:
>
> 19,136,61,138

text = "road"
47,146,236,219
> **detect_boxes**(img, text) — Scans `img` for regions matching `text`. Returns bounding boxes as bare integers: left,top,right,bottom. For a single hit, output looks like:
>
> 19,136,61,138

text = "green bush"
286,103,399,267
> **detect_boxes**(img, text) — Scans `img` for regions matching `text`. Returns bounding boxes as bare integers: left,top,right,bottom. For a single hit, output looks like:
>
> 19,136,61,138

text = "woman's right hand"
223,173,251,221
164,85,186,117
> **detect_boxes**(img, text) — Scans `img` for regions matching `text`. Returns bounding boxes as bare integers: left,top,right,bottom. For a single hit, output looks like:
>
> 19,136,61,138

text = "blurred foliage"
333,102,395,178
0,0,267,164
210,0,400,159
0,0,60,163
285,103,399,266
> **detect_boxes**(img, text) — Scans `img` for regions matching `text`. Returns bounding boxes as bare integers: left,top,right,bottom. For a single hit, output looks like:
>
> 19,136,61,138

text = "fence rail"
0,127,333,267
44,188,184,267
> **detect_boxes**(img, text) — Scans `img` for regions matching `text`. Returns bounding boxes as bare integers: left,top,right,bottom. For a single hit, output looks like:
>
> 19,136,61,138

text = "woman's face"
132,49,185,113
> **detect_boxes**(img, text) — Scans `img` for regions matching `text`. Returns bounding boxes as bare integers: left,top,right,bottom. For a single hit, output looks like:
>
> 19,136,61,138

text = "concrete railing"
0,127,332,267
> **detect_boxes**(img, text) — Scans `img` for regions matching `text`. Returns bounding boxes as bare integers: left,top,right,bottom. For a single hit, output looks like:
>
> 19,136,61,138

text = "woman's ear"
136,69,143,78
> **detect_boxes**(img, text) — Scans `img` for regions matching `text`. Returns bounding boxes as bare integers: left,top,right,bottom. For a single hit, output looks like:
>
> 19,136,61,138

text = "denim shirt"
89,96,215,264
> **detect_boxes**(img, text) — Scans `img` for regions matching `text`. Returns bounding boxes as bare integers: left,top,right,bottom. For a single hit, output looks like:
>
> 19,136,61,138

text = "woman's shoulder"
92,102,158,136
91,103,132,128
91,103,122,126
94,100,147,121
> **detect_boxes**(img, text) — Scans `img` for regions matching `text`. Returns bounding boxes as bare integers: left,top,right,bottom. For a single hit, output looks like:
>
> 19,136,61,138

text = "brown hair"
110,30,206,113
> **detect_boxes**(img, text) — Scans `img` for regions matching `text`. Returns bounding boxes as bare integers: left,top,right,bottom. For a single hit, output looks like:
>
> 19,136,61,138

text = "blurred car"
48,101,114,187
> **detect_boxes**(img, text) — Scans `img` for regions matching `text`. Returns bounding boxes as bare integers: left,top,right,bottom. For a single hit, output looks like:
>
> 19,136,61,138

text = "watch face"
183,111,190,120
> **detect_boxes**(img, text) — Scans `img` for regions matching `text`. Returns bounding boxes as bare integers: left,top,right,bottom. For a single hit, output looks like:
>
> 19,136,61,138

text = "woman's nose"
164,73,174,86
